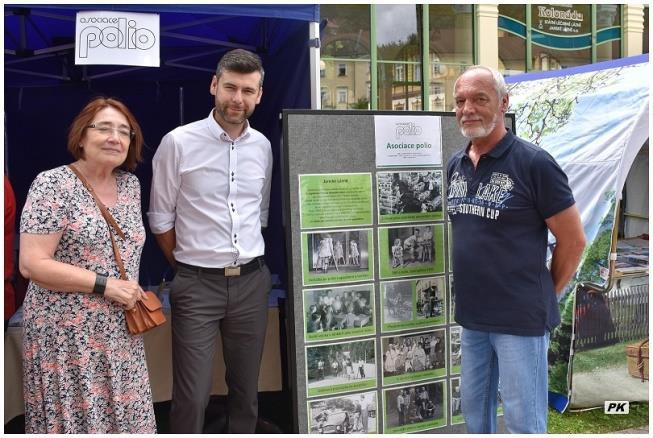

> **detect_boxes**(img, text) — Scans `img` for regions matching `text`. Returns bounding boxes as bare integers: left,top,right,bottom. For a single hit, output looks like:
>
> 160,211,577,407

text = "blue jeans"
460,328,550,433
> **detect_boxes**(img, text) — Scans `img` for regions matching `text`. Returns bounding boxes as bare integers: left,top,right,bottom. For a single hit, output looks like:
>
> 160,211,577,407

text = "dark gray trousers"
169,262,271,433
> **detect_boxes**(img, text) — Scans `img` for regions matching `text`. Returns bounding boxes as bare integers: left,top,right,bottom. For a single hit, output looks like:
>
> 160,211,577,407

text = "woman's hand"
104,278,144,310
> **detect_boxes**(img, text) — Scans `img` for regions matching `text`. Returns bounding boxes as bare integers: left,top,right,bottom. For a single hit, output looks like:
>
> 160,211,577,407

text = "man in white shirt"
148,49,273,433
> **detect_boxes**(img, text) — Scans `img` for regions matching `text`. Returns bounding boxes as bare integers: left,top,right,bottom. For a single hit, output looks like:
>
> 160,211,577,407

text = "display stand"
282,110,513,433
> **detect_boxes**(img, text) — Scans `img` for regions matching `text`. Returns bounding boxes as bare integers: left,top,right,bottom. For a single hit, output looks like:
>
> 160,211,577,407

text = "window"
321,87,330,108
428,5,473,109
596,5,621,62
498,5,526,75
377,4,422,110
394,64,405,82
337,87,348,104
320,5,371,110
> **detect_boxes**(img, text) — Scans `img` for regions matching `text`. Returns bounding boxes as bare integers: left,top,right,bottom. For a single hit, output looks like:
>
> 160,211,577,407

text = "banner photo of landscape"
299,173,373,229
380,276,447,332
301,229,374,287
382,379,447,433
307,390,379,434
75,11,160,66
374,115,442,167
506,55,649,410
377,224,445,279
303,284,376,342
305,338,377,398
376,170,444,224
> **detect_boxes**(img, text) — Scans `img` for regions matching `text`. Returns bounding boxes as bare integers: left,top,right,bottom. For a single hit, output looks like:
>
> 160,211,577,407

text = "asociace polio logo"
394,122,423,140
75,11,160,67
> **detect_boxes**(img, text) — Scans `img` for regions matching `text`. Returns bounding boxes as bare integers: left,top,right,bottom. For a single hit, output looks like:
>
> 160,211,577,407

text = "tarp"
4,4,319,285
506,54,649,411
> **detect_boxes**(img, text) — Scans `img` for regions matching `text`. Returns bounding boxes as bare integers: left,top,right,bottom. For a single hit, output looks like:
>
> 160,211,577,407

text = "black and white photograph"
305,339,377,398
387,225,435,268
381,329,447,385
450,377,463,424
381,279,414,326
383,380,447,433
308,391,378,434
303,285,375,342
416,277,446,321
377,170,443,224
450,326,462,374
378,224,444,279
302,229,374,287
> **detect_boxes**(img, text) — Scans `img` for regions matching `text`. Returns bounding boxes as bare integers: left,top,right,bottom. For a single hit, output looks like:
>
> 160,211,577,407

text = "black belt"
176,257,265,277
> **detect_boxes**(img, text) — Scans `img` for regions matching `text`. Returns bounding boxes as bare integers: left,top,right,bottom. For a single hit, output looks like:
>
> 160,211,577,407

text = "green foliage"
578,228,612,283
350,97,370,109
548,402,648,434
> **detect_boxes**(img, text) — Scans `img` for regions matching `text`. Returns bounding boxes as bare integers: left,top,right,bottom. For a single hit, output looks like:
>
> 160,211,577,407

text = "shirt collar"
464,129,514,159
206,110,252,143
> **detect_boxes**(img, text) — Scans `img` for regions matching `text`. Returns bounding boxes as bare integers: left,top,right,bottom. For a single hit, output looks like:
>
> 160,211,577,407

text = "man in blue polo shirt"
446,65,586,433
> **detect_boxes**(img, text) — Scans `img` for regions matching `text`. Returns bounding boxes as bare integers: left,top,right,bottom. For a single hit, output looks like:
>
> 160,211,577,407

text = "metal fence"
575,283,649,351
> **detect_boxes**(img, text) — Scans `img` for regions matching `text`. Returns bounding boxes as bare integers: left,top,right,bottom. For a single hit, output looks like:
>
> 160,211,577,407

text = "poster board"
283,110,514,433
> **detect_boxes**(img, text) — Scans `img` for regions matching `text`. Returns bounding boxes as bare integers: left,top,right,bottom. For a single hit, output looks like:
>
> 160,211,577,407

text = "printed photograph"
305,339,377,398
302,229,374,286
450,377,463,424
381,278,446,332
376,170,443,224
303,284,375,342
416,277,446,325
308,391,378,434
450,326,462,375
378,224,444,279
383,380,447,433
381,329,447,386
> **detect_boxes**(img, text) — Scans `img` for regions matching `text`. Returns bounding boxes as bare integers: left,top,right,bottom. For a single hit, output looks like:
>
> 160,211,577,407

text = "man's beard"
215,103,251,125
459,112,498,139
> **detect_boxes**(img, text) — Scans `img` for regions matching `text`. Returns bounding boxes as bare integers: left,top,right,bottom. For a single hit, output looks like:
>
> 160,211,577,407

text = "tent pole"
309,21,321,109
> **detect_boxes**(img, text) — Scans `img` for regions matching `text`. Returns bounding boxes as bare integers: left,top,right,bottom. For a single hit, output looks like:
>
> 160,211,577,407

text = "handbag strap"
67,164,128,280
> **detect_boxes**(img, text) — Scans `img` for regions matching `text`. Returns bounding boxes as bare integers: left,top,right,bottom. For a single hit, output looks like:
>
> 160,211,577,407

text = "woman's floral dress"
19,165,156,433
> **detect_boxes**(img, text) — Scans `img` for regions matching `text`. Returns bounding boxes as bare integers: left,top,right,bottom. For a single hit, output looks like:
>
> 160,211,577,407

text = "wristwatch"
93,273,108,295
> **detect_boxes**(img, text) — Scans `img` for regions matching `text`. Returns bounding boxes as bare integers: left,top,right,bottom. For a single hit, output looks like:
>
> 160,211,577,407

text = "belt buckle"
225,266,241,277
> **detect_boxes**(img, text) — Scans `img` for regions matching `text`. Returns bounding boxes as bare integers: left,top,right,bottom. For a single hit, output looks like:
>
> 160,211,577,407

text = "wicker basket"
626,339,648,381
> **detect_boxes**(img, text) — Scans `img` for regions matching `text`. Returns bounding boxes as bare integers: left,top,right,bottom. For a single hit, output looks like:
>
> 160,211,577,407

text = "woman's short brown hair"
67,97,143,172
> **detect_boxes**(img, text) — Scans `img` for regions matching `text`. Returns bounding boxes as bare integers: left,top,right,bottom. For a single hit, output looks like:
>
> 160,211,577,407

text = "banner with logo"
374,115,442,167
75,11,160,67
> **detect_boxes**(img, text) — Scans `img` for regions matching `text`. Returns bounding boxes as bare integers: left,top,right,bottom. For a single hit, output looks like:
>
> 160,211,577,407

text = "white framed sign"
75,11,160,67
374,115,442,167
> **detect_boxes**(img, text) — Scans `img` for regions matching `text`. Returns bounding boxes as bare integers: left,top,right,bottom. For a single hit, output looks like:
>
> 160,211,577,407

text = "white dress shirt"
148,111,272,268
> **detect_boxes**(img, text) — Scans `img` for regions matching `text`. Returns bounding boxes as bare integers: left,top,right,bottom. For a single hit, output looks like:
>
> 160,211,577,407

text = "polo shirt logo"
475,172,514,206
447,172,468,199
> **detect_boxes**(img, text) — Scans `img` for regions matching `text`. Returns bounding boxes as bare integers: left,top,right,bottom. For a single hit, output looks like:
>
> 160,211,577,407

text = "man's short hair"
216,48,265,87
455,65,508,99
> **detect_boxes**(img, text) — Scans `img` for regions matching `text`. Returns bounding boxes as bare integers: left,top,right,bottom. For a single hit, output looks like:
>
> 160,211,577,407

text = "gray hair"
216,48,265,88
454,65,508,99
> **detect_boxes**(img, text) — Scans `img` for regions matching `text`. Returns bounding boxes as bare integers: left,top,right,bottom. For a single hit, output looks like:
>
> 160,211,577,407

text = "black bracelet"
93,273,108,295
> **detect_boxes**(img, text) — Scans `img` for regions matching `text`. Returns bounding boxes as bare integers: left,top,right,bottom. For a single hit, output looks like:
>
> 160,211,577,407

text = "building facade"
319,4,648,111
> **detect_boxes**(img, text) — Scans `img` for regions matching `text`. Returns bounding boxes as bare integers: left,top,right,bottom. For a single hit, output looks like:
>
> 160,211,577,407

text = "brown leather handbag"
68,164,166,335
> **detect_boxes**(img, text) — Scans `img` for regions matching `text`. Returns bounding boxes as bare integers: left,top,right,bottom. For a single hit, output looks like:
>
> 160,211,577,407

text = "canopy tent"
506,54,649,411
4,4,319,285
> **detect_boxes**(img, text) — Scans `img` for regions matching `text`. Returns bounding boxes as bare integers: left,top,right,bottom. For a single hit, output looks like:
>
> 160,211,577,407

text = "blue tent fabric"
4,5,318,286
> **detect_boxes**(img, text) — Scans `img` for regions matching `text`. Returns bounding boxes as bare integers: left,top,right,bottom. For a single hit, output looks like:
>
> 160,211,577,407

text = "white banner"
75,11,160,67
374,115,442,167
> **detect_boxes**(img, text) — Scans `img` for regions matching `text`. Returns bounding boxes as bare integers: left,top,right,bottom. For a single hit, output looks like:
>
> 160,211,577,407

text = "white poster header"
374,115,442,167
75,11,160,67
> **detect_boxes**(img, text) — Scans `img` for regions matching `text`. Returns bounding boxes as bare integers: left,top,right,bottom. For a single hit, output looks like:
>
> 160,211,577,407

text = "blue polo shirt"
446,130,575,336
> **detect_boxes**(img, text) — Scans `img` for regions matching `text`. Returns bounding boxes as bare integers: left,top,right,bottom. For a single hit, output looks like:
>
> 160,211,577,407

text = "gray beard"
459,113,498,139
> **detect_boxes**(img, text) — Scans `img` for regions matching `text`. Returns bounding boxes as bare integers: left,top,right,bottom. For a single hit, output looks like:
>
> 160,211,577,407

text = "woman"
19,97,156,433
